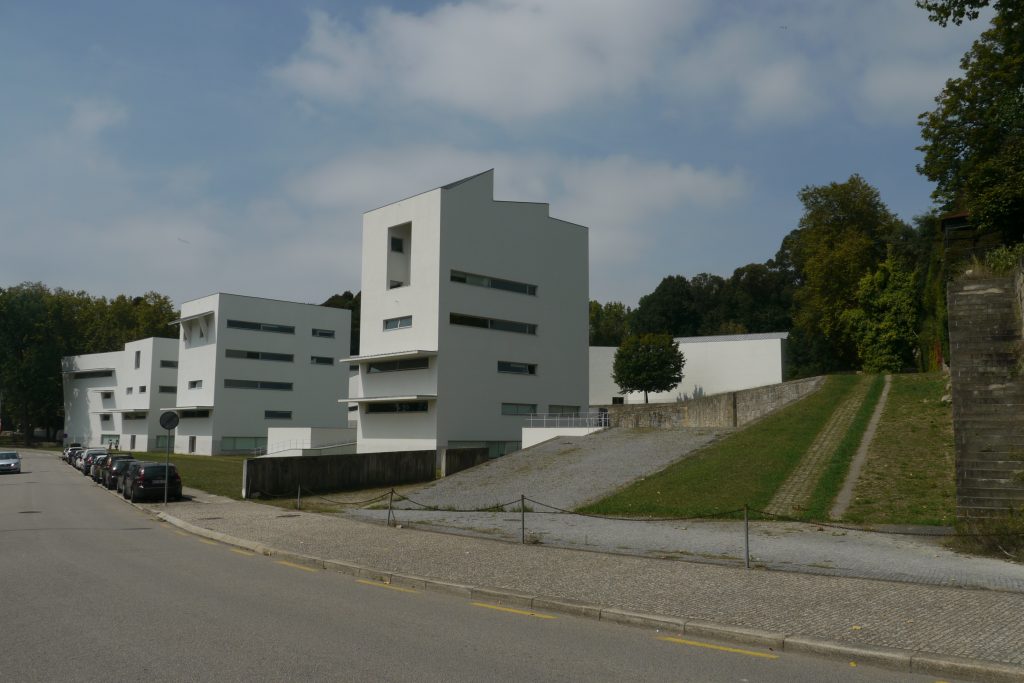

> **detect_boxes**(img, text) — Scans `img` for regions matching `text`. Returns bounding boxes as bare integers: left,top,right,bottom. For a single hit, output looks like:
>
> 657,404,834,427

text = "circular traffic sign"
159,411,180,430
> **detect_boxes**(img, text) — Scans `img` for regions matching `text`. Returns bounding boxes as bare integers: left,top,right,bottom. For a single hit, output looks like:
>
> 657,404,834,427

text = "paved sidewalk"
142,488,1024,681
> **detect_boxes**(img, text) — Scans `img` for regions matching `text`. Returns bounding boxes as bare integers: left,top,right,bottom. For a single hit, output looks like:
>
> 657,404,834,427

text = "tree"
0,284,57,445
631,276,698,337
322,291,361,355
612,333,685,403
917,1,1024,242
841,252,920,372
589,300,630,346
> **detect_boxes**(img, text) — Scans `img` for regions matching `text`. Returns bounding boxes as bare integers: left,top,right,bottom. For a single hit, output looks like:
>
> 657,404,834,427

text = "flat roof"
345,395,437,403
164,405,214,411
169,310,214,325
344,350,438,364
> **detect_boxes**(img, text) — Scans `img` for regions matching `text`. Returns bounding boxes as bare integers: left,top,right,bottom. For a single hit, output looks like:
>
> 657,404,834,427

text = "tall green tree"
917,1,1024,242
612,333,685,403
631,275,698,337
0,284,59,444
589,300,631,346
841,253,920,372
322,291,361,355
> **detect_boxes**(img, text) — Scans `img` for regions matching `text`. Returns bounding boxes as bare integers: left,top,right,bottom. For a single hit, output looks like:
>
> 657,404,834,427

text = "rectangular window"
188,380,203,389
388,280,405,290
366,401,429,414
450,313,536,335
220,436,267,452
181,409,210,418
100,391,113,399
549,405,580,416
158,386,177,394
451,270,537,296
129,435,136,450
264,410,292,420
367,357,429,373
134,350,141,369
100,414,112,422
126,387,133,395
310,356,335,366
312,328,335,338
612,396,625,405
155,435,175,450
225,349,294,362
188,436,196,453
226,319,295,334
72,370,113,380
122,412,147,420
501,403,537,416
139,386,147,394
390,236,404,253
383,316,412,330
160,360,178,368
224,379,293,391
497,361,536,375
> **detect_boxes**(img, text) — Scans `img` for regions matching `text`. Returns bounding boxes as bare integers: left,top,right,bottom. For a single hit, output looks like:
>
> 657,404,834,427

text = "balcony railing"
525,412,609,429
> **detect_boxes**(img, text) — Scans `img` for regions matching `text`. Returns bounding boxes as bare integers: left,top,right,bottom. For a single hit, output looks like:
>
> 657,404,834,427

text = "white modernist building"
589,332,789,405
62,337,180,450
349,170,589,457
171,293,351,455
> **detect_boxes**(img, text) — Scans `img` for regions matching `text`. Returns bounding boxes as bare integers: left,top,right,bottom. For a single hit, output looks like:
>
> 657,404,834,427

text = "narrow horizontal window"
310,356,334,366
72,370,113,380
100,391,113,399
368,357,429,373
497,361,536,375
451,270,536,296
188,380,203,389
450,313,536,335
158,385,177,394
122,411,147,420
264,410,292,420
548,405,580,416
312,328,335,338
501,403,537,416
225,349,294,362
366,401,428,414
227,319,295,334
160,360,179,368
181,409,210,418
383,316,412,330
224,379,293,391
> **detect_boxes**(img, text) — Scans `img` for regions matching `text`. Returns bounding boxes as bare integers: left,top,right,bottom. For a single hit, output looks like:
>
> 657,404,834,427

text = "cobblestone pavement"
345,508,1024,592
766,376,872,517
396,427,722,510
149,489,1024,668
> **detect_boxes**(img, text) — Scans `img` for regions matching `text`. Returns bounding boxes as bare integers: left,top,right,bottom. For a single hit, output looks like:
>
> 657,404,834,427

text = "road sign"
159,411,179,430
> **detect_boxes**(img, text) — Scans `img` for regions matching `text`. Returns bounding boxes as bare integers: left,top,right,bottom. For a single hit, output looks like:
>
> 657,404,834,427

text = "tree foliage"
589,300,631,346
917,1,1024,242
841,253,920,372
322,291,361,354
612,333,685,403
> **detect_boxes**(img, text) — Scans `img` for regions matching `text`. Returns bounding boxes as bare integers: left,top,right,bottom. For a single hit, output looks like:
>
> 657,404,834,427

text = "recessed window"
225,349,294,362
264,410,292,420
181,409,210,418
226,319,295,334
188,380,203,389
549,405,580,416
72,370,113,380
158,386,177,394
368,357,429,373
390,237,404,253
100,391,113,399
451,313,536,335
366,401,428,414
312,328,335,338
126,387,133,395
498,361,536,375
311,356,334,366
100,414,112,422
160,360,178,368
383,316,412,331
501,403,537,416
224,379,293,391
139,386,147,394
122,412,147,420
612,397,625,405
134,350,141,369
451,270,537,296
388,280,405,290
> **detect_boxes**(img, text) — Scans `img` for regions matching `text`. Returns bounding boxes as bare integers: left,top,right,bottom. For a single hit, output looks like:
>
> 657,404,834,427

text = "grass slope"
134,452,246,500
842,372,955,526
579,375,865,518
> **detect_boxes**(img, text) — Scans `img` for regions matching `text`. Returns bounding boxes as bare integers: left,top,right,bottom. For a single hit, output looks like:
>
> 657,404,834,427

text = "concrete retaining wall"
243,449,436,498
601,376,824,430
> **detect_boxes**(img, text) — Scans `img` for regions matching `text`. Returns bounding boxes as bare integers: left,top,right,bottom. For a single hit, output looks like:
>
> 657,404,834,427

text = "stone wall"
601,376,824,430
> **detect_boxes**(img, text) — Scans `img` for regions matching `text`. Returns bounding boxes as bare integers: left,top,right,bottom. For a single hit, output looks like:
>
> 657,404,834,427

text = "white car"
0,451,21,474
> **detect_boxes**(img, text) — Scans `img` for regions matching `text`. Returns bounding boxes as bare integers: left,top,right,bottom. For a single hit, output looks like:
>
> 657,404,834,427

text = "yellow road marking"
356,579,417,593
657,636,779,660
275,560,317,573
198,539,218,546
173,530,188,537
230,548,255,556
470,602,556,619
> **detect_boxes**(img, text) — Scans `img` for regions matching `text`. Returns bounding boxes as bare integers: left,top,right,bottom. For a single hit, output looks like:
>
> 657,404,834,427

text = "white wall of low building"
62,351,122,447
589,333,788,405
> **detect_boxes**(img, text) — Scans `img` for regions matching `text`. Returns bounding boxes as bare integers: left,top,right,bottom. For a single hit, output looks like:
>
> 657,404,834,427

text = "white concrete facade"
589,332,788,405
351,170,589,456
61,337,179,450
173,293,351,455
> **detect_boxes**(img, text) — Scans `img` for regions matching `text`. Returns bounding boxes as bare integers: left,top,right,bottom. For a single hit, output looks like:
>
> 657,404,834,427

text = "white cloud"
273,0,702,122
69,99,128,137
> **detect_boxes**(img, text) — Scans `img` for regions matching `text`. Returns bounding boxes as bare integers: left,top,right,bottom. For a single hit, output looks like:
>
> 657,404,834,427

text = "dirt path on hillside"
829,374,892,519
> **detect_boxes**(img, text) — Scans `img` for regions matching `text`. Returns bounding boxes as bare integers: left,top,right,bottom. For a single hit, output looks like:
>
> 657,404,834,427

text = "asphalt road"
1,450,961,682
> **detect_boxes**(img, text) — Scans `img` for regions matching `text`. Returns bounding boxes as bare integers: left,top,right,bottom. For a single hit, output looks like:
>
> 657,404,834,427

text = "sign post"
158,411,180,505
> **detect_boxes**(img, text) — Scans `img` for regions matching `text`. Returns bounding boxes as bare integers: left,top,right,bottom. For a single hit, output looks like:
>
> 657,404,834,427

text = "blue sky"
0,1,987,308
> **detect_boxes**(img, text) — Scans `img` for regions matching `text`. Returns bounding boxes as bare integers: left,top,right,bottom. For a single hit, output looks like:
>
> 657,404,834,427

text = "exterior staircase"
948,275,1024,518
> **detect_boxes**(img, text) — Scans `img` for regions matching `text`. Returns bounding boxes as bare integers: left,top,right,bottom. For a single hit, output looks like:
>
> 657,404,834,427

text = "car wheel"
130,486,136,503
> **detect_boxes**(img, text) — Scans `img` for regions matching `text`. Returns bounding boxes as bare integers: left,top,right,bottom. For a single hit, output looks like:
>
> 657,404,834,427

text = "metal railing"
525,412,610,429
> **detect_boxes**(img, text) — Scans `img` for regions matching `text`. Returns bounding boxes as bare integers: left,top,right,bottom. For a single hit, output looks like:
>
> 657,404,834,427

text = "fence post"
297,485,301,511
744,504,750,569
387,489,394,528
521,494,526,544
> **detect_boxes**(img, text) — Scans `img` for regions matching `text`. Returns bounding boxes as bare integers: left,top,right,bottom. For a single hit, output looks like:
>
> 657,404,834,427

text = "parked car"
0,451,21,474
80,449,108,475
125,463,182,502
120,461,156,497
103,456,135,490
62,443,82,462
65,446,84,465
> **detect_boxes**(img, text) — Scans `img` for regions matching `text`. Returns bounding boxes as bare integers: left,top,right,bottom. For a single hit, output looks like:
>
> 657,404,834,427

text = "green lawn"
133,452,247,500
579,375,866,518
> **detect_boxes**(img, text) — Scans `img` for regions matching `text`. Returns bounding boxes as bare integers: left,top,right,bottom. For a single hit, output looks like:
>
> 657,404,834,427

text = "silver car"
0,451,21,474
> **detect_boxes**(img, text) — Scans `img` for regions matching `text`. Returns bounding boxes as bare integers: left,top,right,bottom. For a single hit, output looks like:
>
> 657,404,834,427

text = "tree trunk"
644,391,649,404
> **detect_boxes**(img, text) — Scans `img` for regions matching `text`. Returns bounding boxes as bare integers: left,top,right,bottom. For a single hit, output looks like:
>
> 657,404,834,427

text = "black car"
107,457,136,490
124,463,182,502
101,455,135,489
120,461,155,497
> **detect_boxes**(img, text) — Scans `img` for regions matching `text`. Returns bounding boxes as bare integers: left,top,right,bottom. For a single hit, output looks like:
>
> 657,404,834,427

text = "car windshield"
0,452,18,460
